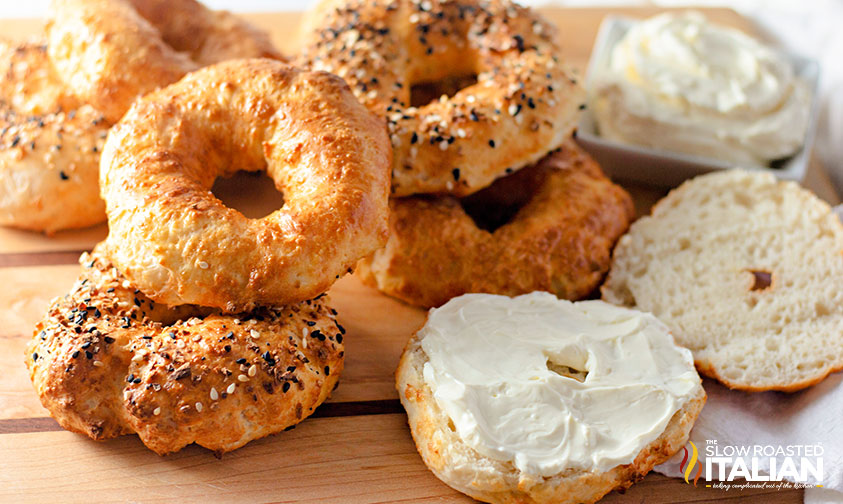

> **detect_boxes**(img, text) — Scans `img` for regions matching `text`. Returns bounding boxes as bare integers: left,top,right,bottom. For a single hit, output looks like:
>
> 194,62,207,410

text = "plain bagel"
100,59,392,312
47,0,284,123
300,0,585,196
357,143,634,307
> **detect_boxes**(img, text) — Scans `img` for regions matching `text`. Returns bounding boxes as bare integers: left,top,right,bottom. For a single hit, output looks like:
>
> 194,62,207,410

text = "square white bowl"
575,15,821,187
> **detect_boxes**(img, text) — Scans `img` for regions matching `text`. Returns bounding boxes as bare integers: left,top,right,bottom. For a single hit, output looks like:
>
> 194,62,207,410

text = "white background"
3,0,841,192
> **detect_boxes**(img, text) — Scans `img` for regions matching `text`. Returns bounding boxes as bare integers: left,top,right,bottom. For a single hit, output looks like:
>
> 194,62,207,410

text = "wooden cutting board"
0,7,826,503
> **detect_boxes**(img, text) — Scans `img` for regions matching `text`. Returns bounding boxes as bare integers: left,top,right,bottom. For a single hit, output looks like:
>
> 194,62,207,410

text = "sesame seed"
250,329,260,339
238,374,249,382
456,129,466,138
59,171,69,180
198,261,209,269
153,407,161,416
508,104,522,116
282,382,291,393
93,361,103,367
226,383,236,394
210,387,219,401
195,402,203,412
489,139,496,148
236,358,247,364
439,141,448,151
248,364,257,377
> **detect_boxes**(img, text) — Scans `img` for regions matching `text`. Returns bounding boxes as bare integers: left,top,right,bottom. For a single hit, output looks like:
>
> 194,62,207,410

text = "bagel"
100,59,391,312
26,245,344,455
47,0,284,124
300,0,585,197
397,293,706,504
357,143,634,307
0,40,109,233
602,170,843,392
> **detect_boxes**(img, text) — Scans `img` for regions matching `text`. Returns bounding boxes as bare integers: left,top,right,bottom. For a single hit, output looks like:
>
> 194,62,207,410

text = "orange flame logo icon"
679,441,702,486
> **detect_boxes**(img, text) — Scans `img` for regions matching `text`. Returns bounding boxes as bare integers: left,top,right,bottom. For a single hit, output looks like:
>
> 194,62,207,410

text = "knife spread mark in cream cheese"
591,12,811,166
418,292,700,476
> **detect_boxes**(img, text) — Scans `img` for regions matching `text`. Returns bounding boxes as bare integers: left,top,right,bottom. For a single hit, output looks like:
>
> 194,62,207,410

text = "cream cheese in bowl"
591,12,811,166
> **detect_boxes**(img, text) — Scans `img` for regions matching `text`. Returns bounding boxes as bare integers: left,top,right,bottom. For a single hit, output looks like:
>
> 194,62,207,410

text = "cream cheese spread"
418,292,700,476
591,12,811,165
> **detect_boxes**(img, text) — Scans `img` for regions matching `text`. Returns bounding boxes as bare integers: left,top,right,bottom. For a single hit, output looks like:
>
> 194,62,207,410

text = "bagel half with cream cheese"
397,292,706,504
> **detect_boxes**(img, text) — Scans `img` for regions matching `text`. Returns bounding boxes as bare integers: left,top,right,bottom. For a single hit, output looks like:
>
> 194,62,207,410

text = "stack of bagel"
299,0,635,308
16,0,642,458
25,0,394,455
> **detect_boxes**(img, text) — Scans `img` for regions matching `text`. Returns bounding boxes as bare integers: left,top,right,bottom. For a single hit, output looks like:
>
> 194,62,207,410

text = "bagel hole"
211,171,284,219
459,164,541,232
546,360,589,383
747,269,773,291
410,74,477,108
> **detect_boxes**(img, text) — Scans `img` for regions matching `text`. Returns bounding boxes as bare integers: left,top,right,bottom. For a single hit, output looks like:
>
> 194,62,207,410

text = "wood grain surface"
0,7,826,503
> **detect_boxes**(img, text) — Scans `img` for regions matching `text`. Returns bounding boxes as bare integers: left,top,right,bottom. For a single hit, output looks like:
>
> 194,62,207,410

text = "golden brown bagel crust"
26,246,345,455
0,40,108,232
299,0,585,197
100,60,391,312
396,332,706,504
47,0,284,123
357,144,634,307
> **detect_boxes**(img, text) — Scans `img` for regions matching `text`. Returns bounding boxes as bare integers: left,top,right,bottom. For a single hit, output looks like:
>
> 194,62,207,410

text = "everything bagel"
47,0,284,123
300,0,585,196
357,143,634,307
0,41,109,232
100,59,391,312
27,246,344,455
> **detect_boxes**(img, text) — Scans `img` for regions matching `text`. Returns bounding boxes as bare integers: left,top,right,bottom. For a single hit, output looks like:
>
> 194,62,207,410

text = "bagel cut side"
100,60,391,312
602,170,843,392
